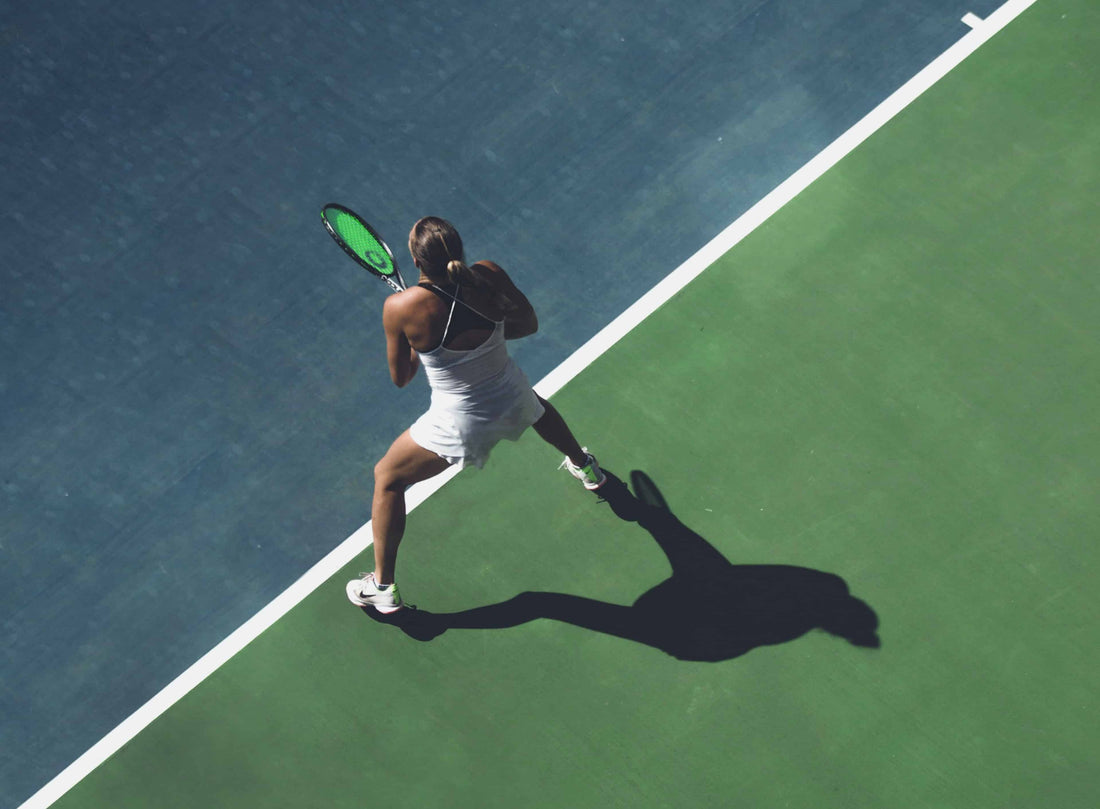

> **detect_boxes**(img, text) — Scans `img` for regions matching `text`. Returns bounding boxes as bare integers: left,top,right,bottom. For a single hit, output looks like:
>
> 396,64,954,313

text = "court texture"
2,0,1097,806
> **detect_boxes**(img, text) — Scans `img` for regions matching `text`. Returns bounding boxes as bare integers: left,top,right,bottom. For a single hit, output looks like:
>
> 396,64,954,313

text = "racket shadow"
369,471,880,662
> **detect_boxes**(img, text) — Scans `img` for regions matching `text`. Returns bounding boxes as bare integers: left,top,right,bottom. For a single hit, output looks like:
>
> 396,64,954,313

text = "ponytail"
445,258,480,287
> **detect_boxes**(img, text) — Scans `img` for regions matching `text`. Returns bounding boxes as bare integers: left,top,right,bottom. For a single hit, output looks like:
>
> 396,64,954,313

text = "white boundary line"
19,1,1037,806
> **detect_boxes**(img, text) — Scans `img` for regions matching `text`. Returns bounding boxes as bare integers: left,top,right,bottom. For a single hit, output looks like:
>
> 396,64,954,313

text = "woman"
347,216,605,614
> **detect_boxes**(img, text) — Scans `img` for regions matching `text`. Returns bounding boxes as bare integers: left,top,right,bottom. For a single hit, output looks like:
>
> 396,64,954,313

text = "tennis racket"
321,203,407,293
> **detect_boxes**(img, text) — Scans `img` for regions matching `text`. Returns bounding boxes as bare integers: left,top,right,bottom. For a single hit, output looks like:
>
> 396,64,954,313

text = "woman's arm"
382,294,420,387
471,261,538,339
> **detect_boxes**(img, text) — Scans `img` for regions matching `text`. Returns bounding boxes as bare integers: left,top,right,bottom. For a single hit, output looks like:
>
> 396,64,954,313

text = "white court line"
963,12,985,28
19,0,1038,806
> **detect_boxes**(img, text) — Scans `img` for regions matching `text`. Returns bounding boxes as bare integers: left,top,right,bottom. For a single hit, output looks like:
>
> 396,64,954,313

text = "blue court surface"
2,0,1025,805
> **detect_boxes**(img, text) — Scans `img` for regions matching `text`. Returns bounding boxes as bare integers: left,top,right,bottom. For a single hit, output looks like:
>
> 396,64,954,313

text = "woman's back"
407,281,501,354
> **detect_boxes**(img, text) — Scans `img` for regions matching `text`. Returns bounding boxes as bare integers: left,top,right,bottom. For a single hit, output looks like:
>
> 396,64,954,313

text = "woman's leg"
372,430,452,584
531,395,587,467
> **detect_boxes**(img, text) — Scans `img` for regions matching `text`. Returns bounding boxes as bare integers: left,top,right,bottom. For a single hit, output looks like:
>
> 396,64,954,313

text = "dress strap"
424,282,501,325
439,283,460,347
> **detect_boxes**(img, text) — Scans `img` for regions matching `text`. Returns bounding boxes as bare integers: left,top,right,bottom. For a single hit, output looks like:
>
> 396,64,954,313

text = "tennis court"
5,0,1098,806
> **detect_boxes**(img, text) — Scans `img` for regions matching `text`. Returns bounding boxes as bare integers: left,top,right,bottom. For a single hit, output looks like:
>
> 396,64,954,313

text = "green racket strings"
328,209,396,276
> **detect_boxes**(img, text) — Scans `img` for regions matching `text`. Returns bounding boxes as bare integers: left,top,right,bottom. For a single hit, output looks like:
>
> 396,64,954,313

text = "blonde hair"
410,216,480,287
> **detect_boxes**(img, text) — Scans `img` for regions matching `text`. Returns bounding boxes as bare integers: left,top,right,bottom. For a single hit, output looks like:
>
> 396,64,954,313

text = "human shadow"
364,471,880,662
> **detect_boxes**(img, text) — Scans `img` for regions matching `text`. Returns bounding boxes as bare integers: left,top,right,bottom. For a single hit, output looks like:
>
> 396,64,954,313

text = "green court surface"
53,1,1097,806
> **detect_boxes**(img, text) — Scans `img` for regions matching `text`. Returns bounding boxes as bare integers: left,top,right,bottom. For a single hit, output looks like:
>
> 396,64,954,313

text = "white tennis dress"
408,291,544,469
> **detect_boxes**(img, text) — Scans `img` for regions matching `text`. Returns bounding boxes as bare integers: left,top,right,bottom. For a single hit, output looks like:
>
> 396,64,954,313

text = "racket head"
321,204,406,291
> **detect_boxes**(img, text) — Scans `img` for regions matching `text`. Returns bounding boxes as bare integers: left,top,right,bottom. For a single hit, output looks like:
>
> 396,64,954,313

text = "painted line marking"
963,12,985,28
18,0,1039,806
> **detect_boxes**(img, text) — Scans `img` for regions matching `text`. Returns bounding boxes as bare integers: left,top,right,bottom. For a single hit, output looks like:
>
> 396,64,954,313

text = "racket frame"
321,203,407,292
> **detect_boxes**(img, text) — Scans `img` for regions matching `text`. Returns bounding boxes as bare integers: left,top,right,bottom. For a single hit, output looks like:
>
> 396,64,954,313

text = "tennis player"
347,216,605,614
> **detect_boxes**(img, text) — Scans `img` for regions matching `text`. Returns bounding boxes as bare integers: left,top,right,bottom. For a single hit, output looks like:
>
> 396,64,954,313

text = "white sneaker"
559,448,606,490
346,572,403,614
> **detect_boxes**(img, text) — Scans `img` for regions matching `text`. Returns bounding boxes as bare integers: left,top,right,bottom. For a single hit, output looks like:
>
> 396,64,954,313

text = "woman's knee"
373,458,404,492
374,432,449,492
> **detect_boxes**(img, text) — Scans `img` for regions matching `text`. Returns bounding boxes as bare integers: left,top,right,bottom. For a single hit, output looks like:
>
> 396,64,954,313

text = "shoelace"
558,455,592,472
355,572,383,593
357,572,400,596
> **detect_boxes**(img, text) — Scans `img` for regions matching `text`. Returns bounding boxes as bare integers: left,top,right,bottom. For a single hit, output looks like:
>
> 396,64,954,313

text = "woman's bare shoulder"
470,260,518,291
384,285,440,320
